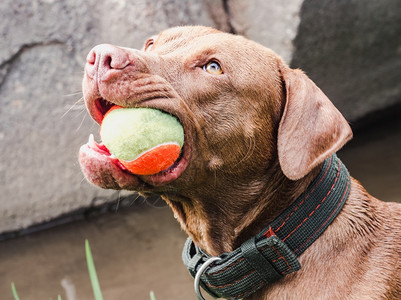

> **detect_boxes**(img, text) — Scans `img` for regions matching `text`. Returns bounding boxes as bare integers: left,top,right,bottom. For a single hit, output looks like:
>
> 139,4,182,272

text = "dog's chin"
79,133,191,190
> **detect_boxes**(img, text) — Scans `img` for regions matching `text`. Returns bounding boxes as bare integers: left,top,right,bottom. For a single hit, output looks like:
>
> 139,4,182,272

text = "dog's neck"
163,159,321,256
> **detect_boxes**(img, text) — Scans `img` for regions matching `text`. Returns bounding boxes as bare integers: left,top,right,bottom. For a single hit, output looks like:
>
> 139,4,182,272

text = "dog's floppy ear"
277,65,352,180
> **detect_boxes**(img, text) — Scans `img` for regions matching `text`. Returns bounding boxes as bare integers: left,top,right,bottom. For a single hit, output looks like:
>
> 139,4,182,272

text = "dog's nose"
85,44,130,80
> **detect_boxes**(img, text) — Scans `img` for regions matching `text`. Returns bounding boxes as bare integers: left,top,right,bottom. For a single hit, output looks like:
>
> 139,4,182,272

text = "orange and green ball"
100,106,184,175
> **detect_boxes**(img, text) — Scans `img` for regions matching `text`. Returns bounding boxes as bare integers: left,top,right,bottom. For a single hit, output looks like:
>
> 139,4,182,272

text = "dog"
79,26,401,299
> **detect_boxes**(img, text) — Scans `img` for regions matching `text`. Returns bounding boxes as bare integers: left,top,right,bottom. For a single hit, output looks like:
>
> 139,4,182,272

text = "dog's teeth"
88,134,95,147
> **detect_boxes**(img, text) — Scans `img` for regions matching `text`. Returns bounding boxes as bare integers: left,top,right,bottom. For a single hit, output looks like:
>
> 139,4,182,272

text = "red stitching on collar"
274,156,333,234
282,161,342,242
294,174,350,254
271,245,293,275
206,270,257,289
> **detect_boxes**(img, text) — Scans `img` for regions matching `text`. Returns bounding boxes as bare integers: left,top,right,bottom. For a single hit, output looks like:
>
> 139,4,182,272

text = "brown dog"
79,26,401,299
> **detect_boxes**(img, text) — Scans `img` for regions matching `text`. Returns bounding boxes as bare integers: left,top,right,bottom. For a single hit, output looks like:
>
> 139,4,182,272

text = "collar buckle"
194,256,222,300
183,234,301,300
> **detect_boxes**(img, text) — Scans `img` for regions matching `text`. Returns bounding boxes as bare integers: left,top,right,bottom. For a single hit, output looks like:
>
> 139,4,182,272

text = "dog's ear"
277,65,352,180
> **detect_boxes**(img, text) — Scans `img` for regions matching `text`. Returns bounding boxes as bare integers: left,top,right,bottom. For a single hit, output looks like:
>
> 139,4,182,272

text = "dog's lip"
83,97,192,187
79,138,146,190
89,97,114,124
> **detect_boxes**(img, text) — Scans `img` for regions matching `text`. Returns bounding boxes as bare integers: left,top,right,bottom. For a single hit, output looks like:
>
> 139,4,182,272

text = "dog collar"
182,154,350,299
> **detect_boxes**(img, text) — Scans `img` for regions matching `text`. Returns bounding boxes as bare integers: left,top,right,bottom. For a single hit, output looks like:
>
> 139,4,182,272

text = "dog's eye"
203,61,223,75
145,40,154,51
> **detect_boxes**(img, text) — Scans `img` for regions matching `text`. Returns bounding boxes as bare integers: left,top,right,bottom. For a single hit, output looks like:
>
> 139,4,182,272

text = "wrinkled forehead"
153,26,221,50
149,26,275,66
150,26,248,55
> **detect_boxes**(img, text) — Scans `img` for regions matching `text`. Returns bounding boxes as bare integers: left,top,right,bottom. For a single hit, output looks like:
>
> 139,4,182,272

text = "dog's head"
79,26,352,197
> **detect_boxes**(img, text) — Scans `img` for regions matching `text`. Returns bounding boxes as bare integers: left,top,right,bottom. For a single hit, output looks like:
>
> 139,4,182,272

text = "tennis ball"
100,106,184,175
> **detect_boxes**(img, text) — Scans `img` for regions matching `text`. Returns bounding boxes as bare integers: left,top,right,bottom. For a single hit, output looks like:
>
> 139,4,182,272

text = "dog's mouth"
79,97,191,189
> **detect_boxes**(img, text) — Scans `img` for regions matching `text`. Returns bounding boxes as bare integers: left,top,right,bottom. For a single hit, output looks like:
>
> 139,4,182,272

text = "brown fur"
79,26,401,299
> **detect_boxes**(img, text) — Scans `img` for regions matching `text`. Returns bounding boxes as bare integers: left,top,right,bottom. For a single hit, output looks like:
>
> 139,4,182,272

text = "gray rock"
227,0,401,121
227,0,304,64
291,0,401,121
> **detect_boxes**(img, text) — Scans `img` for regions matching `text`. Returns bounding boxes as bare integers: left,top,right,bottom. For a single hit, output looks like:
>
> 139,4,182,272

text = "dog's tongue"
79,135,140,190
87,133,128,171
89,133,109,154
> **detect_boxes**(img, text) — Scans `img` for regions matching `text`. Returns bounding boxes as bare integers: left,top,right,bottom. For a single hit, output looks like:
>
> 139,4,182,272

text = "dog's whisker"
145,196,167,209
73,106,87,118
115,192,122,211
63,91,83,97
61,97,85,119
75,113,87,133
129,193,144,206
79,176,87,184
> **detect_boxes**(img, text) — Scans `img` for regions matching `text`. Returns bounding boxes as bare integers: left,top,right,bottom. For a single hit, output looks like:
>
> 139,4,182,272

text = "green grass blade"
149,291,156,300
85,239,104,300
58,295,62,300
11,282,20,300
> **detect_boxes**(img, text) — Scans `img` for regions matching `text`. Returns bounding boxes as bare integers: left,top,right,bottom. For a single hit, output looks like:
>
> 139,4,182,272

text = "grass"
11,240,156,300
10,282,20,300
150,290,157,300
85,239,104,300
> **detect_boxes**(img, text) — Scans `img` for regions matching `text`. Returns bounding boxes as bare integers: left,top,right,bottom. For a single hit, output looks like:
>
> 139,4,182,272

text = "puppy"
79,26,401,299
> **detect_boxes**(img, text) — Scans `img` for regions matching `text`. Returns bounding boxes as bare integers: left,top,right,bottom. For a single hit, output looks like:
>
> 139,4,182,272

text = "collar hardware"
194,256,222,300
183,154,350,299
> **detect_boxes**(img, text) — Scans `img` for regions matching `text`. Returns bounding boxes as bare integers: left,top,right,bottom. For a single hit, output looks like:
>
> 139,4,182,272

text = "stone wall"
227,0,401,121
1,0,400,233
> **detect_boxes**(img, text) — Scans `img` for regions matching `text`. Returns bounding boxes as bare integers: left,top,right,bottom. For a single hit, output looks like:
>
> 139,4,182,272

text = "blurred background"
0,0,400,299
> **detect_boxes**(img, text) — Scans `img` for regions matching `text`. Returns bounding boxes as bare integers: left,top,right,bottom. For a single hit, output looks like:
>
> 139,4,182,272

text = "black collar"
182,154,350,299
